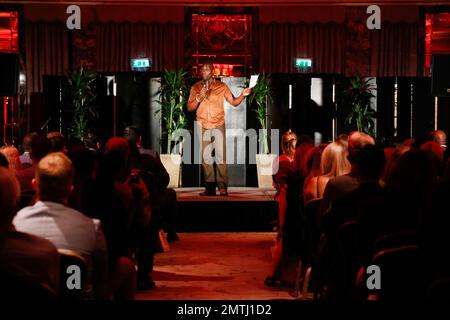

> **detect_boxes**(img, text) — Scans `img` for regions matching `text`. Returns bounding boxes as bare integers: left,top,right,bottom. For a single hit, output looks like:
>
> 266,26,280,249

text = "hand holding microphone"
196,80,209,103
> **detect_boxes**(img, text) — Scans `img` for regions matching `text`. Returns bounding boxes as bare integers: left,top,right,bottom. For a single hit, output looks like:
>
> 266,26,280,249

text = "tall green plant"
344,76,376,136
155,69,188,154
248,73,272,154
67,65,97,141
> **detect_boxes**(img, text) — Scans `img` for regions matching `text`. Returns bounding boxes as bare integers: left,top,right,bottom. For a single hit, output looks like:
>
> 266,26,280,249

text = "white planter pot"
160,154,182,188
255,154,277,190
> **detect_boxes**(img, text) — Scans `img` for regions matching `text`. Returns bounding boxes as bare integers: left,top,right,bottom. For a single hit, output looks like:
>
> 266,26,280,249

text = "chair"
292,199,322,299
337,221,358,298
58,249,88,300
372,231,418,257
0,273,57,300
370,245,421,300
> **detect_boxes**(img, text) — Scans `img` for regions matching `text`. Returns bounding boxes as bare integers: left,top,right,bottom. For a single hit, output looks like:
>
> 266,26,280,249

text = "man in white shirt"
0,167,60,298
14,152,108,299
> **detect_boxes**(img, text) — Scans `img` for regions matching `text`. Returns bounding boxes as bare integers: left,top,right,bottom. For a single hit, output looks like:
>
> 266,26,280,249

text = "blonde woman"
0,146,22,173
303,141,350,205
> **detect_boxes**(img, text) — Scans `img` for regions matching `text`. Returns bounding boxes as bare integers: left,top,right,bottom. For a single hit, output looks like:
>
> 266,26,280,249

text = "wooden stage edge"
175,187,277,202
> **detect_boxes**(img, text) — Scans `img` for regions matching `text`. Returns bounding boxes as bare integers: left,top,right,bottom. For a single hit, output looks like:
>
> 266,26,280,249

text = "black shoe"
137,275,156,291
167,232,180,243
264,276,281,287
200,190,216,196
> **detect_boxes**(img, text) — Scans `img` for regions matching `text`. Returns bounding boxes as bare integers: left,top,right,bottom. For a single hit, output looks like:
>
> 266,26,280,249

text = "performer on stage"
187,62,252,196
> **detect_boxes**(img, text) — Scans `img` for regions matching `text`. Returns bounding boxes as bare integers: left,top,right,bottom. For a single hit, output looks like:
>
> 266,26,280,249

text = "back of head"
281,131,297,157
0,167,21,228
429,130,447,146
22,134,34,152
385,149,441,198
30,133,51,163
0,146,21,171
321,141,351,178
357,144,386,181
105,137,130,158
47,132,67,153
36,152,74,203
348,131,375,165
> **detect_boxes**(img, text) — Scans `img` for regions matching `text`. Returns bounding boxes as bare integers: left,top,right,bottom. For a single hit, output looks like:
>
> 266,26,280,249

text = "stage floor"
175,187,277,202
174,188,278,232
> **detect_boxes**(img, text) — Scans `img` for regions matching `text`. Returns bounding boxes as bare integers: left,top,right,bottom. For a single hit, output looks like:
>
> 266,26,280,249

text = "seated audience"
13,152,109,299
47,132,68,153
0,167,60,298
95,137,149,292
124,126,179,242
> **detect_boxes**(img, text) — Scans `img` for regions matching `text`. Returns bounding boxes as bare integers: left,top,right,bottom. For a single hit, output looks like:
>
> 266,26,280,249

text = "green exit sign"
295,58,312,68
131,58,151,70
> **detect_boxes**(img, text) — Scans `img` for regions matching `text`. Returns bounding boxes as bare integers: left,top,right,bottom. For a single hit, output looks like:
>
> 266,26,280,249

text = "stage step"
175,188,278,232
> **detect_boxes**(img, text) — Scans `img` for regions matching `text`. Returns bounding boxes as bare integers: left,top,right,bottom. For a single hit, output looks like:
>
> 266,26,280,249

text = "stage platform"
174,188,278,232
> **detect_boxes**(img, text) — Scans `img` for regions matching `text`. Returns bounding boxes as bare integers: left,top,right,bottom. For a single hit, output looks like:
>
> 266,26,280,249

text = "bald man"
0,167,60,297
14,152,108,299
430,130,447,150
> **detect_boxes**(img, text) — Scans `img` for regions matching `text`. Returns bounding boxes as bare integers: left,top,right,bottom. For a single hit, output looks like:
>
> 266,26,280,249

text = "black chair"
58,249,88,300
292,199,322,299
372,231,418,256
303,199,322,261
337,220,358,298
370,245,421,300
0,273,57,300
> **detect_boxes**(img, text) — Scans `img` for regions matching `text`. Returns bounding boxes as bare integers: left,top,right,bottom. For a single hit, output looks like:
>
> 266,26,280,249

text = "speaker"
431,55,450,97
0,53,19,96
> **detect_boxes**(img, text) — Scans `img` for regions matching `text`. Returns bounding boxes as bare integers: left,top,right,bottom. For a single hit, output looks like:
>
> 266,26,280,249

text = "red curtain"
25,21,69,99
258,22,346,74
96,22,184,72
370,22,419,77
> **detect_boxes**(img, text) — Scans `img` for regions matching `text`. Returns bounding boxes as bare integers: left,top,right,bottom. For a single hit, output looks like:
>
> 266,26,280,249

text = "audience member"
13,152,109,299
0,167,60,299
0,146,22,173
16,133,51,192
304,142,350,205
19,134,33,168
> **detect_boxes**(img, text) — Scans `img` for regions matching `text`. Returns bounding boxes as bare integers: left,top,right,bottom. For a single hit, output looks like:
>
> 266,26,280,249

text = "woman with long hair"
303,141,351,205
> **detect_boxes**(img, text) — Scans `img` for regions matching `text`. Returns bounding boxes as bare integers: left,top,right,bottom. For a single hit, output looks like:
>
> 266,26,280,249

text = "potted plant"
155,69,189,188
344,76,376,136
67,65,97,141
247,73,276,189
